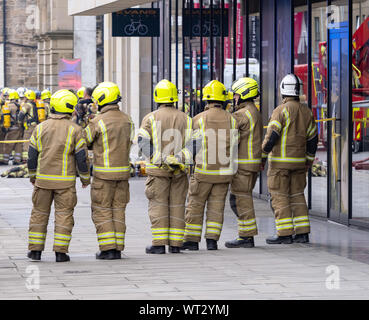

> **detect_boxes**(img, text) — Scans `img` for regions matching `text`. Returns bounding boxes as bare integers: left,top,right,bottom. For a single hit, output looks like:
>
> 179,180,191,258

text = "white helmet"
280,74,303,97
17,87,27,98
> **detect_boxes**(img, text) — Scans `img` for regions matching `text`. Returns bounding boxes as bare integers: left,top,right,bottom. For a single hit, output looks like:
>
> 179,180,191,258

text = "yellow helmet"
50,90,78,114
92,82,121,107
202,80,227,102
41,89,51,100
77,87,85,99
8,89,20,101
231,77,259,100
25,89,36,101
2,87,10,96
227,91,234,101
154,79,178,104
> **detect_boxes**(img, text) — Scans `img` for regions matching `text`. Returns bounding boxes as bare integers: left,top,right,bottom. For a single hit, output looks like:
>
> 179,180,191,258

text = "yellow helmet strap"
98,95,121,111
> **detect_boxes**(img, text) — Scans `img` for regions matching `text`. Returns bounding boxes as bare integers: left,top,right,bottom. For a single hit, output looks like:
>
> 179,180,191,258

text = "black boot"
27,251,41,261
145,245,165,254
115,250,122,259
266,235,293,244
206,239,218,250
225,236,255,248
293,233,310,243
96,249,116,260
180,241,199,251
169,246,181,253
55,252,70,263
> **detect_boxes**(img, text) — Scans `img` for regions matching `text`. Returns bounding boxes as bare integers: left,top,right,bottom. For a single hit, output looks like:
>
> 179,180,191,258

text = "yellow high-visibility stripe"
184,230,201,236
54,233,72,240
199,118,207,170
281,108,290,159
29,232,46,237
269,120,282,130
276,224,294,230
276,217,293,224
239,225,257,231
238,219,256,226
186,224,202,230
269,156,306,163
150,116,161,164
206,228,221,235
62,126,75,176
36,124,43,152
206,222,222,229
195,167,233,176
245,110,255,161
98,120,110,168
293,216,309,223
85,126,93,143
185,116,193,144
30,135,37,147
36,174,76,181
130,120,135,142
97,232,116,238
94,166,130,173
237,159,262,164
75,138,86,150
138,128,151,139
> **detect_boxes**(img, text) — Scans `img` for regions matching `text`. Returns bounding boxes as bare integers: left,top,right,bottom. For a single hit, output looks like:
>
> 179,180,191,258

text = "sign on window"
112,9,160,37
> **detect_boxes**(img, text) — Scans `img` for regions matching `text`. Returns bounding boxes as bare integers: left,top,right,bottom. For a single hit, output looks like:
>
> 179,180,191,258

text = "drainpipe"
3,0,6,87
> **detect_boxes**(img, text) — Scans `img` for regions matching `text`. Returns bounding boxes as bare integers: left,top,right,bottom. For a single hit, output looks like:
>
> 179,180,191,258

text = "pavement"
1,169,369,300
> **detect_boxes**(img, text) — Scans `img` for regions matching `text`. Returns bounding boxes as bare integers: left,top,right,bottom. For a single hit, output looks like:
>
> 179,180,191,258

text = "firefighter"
17,87,27,105
138,79,192,254
27,89,90,262
262,74,318,244
182,80,238,251
225,78,263,249
73,87,96,128
19,90,39,162
85,82,134,260
0,88,10,165
2,90,23,165
41,89,52,119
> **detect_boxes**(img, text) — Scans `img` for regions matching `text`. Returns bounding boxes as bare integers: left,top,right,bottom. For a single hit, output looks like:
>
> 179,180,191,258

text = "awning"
68,0,150,16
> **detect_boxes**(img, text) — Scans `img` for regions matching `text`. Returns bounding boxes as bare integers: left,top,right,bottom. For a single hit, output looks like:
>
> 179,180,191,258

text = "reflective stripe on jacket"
262,98,318,170
84,104,134,180
233,101,263,173
29,114,90,189
138,104,192,178
192,103,238,184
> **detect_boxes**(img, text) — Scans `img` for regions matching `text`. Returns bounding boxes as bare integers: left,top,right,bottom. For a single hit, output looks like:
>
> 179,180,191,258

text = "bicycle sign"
112,9,160,37
183,8,228,37
124,19,149,36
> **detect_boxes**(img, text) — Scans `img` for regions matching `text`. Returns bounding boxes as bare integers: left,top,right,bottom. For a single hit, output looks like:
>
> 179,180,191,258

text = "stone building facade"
0,0,38,89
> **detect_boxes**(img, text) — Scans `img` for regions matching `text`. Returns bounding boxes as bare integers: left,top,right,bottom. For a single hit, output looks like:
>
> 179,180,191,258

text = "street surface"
1,169,369,300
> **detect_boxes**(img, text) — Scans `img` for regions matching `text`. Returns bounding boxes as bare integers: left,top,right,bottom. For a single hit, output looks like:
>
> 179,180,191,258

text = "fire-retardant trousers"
267,168,311,236
184,176,230,242
229,171,259,237
3,128,22,163
28,186,77,253
145,174,189,247
91,177,129,252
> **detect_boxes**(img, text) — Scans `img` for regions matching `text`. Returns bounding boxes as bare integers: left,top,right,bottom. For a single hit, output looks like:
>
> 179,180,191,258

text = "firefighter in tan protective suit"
225,78,263,249
27,90,90,262
85,82,134,260
182,80,238,251
2,90,23,165
19,90,39,162
262,74,318,244
41,89,52,119
138,79,192,254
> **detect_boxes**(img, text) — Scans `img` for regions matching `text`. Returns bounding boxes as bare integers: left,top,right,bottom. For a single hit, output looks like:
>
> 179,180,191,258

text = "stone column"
74,16,97,87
